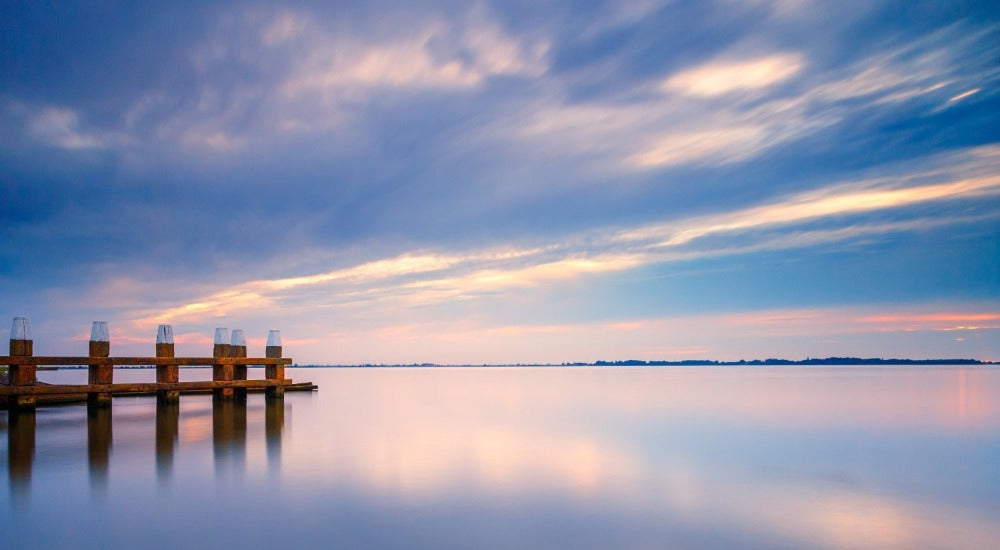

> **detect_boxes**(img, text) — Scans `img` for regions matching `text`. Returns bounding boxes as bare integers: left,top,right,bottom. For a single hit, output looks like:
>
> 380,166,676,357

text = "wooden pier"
1,317,317,410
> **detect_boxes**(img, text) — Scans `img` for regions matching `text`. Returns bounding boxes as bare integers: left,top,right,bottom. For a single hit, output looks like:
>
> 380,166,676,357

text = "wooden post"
231,328,247,400
155,324,178,403
87,321,112,408
265,329,284,400
8,316,36,410
213,328,233,400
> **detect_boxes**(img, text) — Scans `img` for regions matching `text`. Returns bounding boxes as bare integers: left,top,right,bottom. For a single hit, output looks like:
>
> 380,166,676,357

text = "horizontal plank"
0,379,297,395
0,356,293,366
117,381,318,397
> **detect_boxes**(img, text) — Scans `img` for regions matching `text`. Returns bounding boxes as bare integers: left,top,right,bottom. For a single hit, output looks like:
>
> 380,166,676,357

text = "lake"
2,366,998,549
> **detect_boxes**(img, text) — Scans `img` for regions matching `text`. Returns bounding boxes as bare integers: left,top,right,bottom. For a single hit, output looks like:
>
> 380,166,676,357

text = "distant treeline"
574,357,990,366
291,357,994,368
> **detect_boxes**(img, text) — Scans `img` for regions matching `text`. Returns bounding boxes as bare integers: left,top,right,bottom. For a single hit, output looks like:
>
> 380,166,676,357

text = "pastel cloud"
28,107,108,150
663,53,804,97
114,145,1000,339
1,1,996,365
280,19,547,93
503,33,987,170
618,171,1000,247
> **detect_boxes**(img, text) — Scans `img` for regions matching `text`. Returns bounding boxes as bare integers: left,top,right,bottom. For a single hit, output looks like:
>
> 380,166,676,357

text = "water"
2,366,998,549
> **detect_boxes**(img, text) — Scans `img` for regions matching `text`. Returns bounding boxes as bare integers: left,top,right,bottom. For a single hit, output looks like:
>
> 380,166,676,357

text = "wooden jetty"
1,317,317,410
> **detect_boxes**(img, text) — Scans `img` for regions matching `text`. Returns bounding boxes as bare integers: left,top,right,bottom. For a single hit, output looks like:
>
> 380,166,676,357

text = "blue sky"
1,0,998,363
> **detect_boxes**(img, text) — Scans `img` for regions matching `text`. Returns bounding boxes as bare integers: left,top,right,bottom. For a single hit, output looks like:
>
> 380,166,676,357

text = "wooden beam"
0,356,293,366
0,379,297,396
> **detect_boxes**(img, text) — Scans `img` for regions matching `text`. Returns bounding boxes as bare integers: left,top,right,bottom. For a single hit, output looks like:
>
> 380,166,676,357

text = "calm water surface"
2,366,998,549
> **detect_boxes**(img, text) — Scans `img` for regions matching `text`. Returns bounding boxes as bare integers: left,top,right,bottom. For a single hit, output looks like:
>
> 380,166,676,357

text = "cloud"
235,6,548,136
627,126,768,167
494,22,995,171
1,1,996,365
662,53,805,97
616,170,1000,247
279,18,547,94
27,107,108,150
115,145,999,328
948,88,980,103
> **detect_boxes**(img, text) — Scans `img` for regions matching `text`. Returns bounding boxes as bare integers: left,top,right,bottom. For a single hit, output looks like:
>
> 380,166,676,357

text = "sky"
1,0,998,364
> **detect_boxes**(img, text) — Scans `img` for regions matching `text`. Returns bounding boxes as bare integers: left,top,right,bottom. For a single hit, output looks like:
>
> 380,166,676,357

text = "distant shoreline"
21,357,995,370
303,357,996,367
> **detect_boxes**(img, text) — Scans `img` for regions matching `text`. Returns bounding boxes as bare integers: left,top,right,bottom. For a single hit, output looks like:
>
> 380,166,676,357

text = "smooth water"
2,366,998,549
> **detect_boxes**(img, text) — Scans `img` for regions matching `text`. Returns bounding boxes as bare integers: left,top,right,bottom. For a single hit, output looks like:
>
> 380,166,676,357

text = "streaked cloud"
279,16,548,93
1,1,997,363
617,171,1000,247
27,107,108,150
114,145,1000,339
948,88,980,102
663,53,804,97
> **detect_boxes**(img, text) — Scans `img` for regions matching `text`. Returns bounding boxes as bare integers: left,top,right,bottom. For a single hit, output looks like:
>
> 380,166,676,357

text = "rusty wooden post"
265,329,284,400
155,324,178,403
88,321,112,408
231,328,247,401
213,327,233,400
8,316,36,410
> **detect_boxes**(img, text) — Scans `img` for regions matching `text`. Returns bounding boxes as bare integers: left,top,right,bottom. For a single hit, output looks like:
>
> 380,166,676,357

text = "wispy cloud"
616,172,1000,247
663,53,804,97
120,146,999,327
27,107,109,150
497,25,995,171
277,14,548,93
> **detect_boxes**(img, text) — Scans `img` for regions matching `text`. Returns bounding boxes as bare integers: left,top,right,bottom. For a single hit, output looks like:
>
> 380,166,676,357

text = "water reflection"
155,400,179,482
2,367,998,549
212,399,248,477
7,408,34,504
3,393,289,502
265,397,283,472
87,406,112,491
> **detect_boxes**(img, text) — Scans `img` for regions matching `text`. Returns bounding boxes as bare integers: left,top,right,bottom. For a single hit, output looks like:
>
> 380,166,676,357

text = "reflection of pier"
5,396,288,492
156,400,179,481
88,406,112,490
1,317,316,410
7,408,34,504
266,395,284,471
213,399,247,476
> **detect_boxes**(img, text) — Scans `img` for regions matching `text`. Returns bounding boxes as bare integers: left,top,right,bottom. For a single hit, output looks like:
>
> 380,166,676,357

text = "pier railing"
1,317,308,410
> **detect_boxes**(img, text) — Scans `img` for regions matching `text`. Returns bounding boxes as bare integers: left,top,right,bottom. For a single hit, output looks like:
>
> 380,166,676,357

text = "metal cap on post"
157,324,174,345
90,321,109,342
